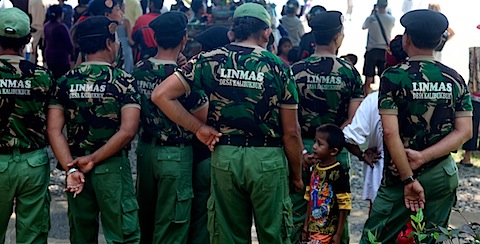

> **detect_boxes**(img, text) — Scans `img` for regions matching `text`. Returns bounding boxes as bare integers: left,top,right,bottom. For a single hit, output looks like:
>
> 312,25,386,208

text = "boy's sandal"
459,160,474,167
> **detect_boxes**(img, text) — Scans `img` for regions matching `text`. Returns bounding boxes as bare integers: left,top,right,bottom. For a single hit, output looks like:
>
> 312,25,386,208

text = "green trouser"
290,140,350,244
0,148,50,244
208,145,293,244
361,156,458,243
136,141,193,244
187,157,211,244
67,153,140,244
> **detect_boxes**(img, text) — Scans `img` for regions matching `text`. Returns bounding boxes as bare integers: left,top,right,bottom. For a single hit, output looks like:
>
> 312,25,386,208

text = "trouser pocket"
173,188,194,223
281,197,294,239
121,198,140,235
207,196,219,240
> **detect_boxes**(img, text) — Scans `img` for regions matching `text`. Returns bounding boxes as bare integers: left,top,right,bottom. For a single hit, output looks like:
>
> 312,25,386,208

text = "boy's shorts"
308,232,332,244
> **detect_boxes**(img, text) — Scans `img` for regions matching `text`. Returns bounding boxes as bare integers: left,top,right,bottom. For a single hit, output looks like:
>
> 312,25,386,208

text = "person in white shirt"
343,91,383,212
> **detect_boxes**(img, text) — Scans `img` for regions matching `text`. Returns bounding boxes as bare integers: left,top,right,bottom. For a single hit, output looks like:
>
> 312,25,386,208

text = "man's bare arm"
152,74,220,150
47,108,73,170
405,116,472,169
281,107,304,192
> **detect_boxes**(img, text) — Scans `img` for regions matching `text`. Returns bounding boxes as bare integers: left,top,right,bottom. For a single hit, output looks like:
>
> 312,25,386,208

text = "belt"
140,134,191,147
0,147,39,154
414,154,450,176
217,135,282,147
70,148,128,158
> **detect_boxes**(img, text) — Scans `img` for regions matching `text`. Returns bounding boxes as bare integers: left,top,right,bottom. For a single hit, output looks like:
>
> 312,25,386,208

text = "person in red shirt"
132,0,164,62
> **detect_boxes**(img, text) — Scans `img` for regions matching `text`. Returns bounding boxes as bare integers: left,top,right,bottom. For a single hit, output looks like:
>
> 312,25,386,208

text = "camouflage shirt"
176,43,299,139
49,61,141,151
132,58,207,143
0,55,54,149
379,56,472,181
291,54,364,139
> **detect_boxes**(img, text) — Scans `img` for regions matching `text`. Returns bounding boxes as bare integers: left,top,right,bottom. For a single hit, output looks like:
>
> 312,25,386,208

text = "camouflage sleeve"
174,53,204,95
280,66,299,109
349,66,364,102
48,77,66,110
454,75,473,117
117,71,141,110
378,72,400,115
182,89,208,113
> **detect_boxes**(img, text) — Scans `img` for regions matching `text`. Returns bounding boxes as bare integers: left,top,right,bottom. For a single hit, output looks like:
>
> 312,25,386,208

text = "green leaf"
435,234,450,242
438,226,449,235
432,232,439,239
418,233,427,241
368,230,376,243
411,222,418,231
450,229,460,237
411,215,420,223
417,208,424,222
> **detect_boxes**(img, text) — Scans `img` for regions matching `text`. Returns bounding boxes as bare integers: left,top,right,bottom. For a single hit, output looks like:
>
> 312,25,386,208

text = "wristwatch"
67,168,78,176
402,175,416,185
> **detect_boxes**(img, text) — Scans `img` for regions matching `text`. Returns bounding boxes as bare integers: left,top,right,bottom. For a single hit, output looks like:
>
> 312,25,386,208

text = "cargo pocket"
26,150,49,187
442,160,459,192
31,191,51,234
207,196,219,240
211,159,233,190
121,198,140,235
281,197,294,239
157,150,181,178
371,196,394,217
173,188,194,223
94,163,122,199
0,158,9,190
261,159,286,192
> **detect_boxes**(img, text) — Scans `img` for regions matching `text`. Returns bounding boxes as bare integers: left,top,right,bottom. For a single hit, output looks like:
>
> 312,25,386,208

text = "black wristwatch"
402,175,416,185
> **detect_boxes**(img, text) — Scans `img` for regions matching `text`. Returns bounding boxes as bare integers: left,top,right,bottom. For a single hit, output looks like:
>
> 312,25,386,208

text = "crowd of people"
0,0,477,243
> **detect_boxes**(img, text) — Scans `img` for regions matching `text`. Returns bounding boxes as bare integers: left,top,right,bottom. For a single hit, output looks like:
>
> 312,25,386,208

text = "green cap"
0,8,31,38
233,3,271,27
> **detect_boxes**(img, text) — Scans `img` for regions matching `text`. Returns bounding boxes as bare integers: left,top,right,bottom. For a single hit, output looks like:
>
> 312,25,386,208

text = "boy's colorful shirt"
304,162,351,235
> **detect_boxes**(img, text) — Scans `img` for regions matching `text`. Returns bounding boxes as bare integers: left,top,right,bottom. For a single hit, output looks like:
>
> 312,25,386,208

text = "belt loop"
13,148,21,162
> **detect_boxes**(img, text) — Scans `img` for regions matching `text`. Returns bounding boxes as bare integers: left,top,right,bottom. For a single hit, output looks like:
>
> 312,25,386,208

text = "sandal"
459,160,474,167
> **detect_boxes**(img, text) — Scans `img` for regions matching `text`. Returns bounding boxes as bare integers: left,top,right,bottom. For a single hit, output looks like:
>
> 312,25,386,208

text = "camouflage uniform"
0,55,53,243
361,56,473,243
49,61,141,243
132,58,207,244
176,43,298,243
290,54,364,243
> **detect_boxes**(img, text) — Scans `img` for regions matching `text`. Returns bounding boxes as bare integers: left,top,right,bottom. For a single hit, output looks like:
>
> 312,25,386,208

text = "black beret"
75,16,118,41
196,26,230,51
400,9,448,41
149,11,188,36
310,10,344,33
88,0,118,16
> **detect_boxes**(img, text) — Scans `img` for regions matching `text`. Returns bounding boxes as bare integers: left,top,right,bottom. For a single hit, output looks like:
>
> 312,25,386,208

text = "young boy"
303,124,352,244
